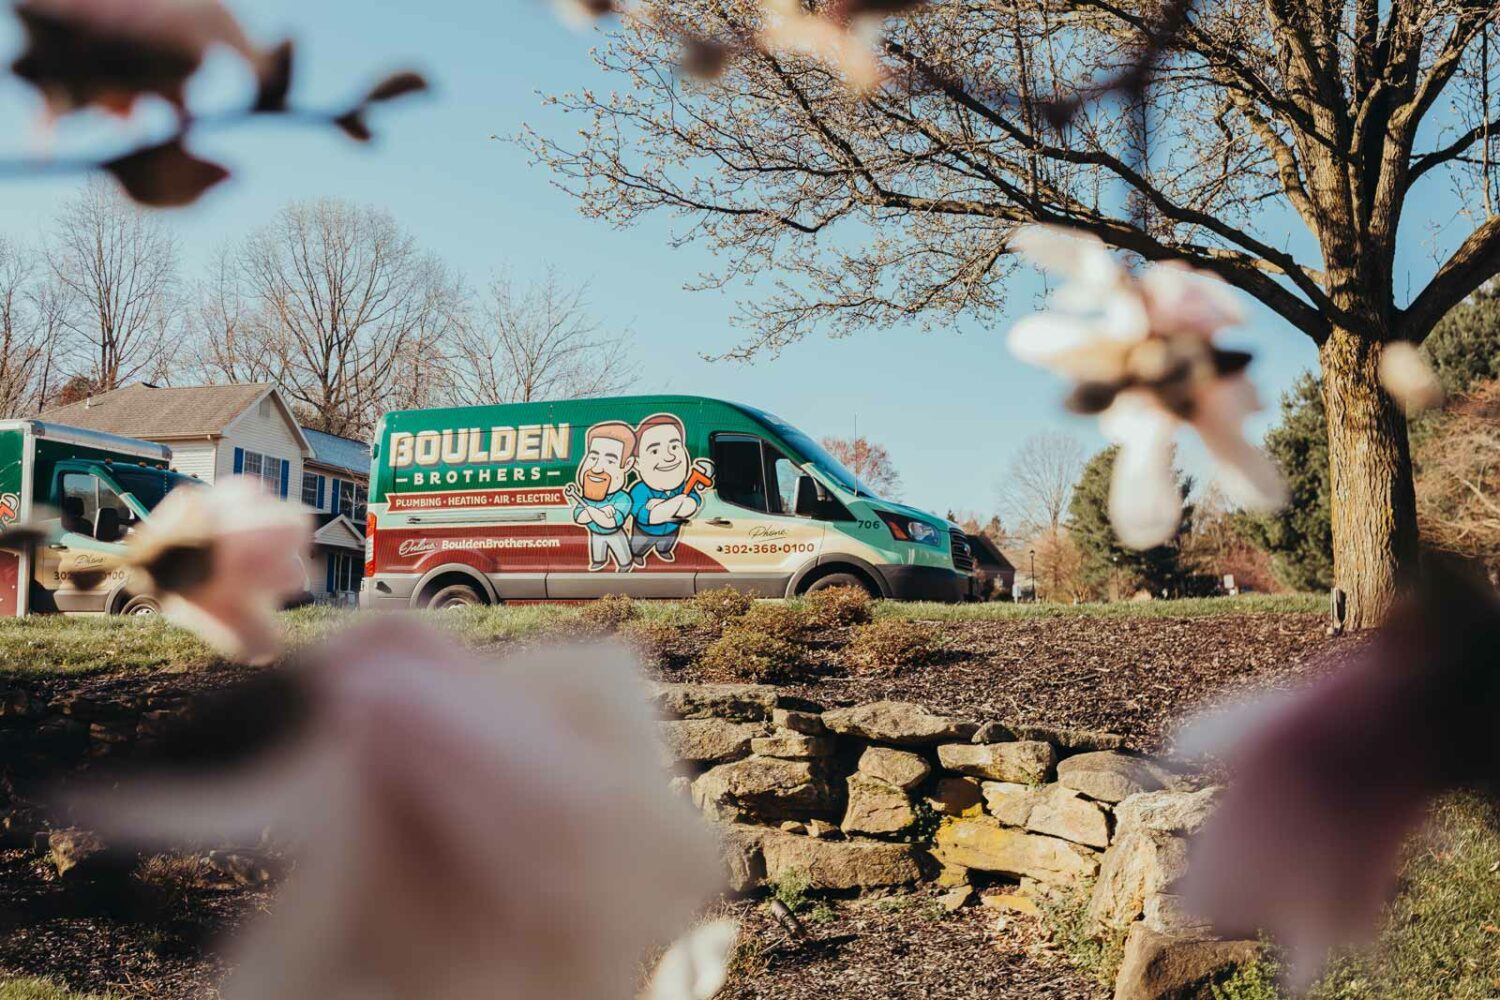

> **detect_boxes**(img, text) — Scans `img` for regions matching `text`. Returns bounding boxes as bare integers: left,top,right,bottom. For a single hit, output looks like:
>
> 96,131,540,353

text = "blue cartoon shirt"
629,481,688,536
578,490,633,534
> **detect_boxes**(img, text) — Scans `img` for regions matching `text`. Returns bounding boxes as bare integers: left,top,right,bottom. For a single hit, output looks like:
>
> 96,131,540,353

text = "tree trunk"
1318,327,1421,629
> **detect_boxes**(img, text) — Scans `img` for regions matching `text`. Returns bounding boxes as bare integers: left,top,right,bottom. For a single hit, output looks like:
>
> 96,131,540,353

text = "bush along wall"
655,683,1262,1000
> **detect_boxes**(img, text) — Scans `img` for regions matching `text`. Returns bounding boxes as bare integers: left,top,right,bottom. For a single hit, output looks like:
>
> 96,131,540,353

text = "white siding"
219,395,308,500
169,442,218,483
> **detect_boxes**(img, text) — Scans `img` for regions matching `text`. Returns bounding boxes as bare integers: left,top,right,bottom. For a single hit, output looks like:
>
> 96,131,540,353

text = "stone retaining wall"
656,682,1259,1000
0,677,1257,999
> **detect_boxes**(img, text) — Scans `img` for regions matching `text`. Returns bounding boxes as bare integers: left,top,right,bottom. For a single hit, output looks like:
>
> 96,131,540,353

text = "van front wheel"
803,572,878,598
427,583,483,610
120,595,162,616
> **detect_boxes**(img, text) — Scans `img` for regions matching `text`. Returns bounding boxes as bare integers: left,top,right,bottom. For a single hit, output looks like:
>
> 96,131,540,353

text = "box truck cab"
0,419,201,617
361,396,977,608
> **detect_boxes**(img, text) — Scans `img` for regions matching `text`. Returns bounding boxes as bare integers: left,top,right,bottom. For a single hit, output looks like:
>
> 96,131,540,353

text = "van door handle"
47,543,66,550
707,518,733,527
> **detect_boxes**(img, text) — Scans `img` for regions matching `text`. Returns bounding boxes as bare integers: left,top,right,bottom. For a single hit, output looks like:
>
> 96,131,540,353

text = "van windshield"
751,410,883,499
111,467,201,512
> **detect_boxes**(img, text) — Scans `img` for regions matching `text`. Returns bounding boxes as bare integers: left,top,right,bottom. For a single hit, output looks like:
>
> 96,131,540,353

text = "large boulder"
659,718,762,764
982,783,1109,849
717,824,768,893
842,773,915,835
937,741,1056,784
652,683,780,721
1089,829,1190,929
760,830,927,889
858,747,931,790
1112,924,1261,1000
692,756,837,822
1057,751,1171,803
47,828,107,880
933,817,1098,885
1115,788,1219,836
822,701,975,746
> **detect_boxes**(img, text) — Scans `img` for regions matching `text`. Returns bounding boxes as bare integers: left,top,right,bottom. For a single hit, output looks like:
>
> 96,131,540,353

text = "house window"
336,479,367,525
301,472,322,509
333,551,361,593
239,450,284,494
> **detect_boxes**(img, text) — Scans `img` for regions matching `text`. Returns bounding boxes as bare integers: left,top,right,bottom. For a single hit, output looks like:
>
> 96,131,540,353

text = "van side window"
711,435,768,513
60,473,96,533
767,450,799,515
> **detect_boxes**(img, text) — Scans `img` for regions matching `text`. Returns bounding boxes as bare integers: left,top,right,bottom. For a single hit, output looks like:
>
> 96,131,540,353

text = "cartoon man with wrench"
627,413,714,566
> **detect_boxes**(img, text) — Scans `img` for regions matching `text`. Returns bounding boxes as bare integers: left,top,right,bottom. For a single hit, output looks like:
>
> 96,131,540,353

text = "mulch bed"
715,892,1108,1000
649,612,1354,751
0,849,268,998
0,611,1355,997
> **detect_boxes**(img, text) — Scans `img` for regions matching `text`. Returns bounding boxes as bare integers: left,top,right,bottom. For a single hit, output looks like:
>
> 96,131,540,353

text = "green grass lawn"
0,594,1324,680
0,978,113,1000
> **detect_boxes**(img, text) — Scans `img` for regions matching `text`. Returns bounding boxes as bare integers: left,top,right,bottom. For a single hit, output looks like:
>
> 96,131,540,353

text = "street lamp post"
1029,549,1036,604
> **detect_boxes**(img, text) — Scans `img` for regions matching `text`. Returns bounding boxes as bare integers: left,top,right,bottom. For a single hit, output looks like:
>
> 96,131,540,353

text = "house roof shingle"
302,427,371,478
40,383,275,440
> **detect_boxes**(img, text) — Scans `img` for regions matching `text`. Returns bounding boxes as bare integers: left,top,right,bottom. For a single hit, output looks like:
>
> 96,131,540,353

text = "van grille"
949,530,975,573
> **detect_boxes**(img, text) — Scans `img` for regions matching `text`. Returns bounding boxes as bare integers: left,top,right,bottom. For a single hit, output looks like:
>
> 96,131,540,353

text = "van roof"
382,395,777,425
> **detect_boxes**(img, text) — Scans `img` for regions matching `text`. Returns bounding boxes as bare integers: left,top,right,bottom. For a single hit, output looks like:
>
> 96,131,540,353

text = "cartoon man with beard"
627,413,714,566
565,421,637,572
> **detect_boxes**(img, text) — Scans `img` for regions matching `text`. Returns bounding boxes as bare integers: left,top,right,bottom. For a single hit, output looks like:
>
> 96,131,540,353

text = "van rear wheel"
427,583,483,610
120,595,162,616
803,572,877,598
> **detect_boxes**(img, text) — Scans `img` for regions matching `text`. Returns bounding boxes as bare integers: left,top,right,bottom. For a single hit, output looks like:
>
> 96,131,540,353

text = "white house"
41,382,372,605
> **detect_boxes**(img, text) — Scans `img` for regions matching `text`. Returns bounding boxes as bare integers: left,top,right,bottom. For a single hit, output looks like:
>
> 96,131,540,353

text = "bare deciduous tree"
192,245,280,387
449,269,636,406
235,199,465,438
819,435,902,498
1001,432,1085,536
528,0,1500,627
47,178,177,392
0,237,45,417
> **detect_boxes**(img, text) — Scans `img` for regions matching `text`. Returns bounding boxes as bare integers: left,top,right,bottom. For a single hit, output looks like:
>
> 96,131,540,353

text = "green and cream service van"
361,396,977,609
0,419,200,617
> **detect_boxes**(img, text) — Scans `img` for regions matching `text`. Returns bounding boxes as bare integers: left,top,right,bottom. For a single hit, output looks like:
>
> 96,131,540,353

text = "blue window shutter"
279,459,290,498
331,480,341,515
325,553,336,594
315,475,325,510
233,447,244,474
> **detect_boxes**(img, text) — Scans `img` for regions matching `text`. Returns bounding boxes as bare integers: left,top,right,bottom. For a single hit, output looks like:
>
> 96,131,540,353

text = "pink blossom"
1176,560,1500,989
71,621,727,999
123,475,310,665
1007,225,1286,548
13,0,259,117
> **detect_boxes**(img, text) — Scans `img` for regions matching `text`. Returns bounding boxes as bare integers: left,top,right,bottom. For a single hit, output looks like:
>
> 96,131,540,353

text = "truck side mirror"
793,475,827,516
94,507,121,543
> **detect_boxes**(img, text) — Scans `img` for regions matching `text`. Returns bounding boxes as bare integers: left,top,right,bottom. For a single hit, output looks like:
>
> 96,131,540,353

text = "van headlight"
876,510,944,547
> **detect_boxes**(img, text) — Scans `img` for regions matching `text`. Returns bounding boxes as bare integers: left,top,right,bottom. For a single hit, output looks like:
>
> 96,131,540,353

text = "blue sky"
0,2,1459,519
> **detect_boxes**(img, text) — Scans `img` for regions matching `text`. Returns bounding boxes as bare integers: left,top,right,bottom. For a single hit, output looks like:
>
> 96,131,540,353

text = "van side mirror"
94,507,121,543
793,475,827,516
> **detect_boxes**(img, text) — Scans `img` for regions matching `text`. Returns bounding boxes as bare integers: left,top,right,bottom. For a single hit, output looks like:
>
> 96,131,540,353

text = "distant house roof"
301,427,370,478
40,382,308,449
967,534,1015,572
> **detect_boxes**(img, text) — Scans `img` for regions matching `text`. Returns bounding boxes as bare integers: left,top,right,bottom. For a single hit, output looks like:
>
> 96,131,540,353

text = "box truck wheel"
427,583,484,610
803,572,878,598
120,595,162,616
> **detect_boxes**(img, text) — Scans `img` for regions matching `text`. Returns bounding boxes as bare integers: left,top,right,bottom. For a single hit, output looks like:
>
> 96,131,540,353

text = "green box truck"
361,396,977,608
0,419,201,617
